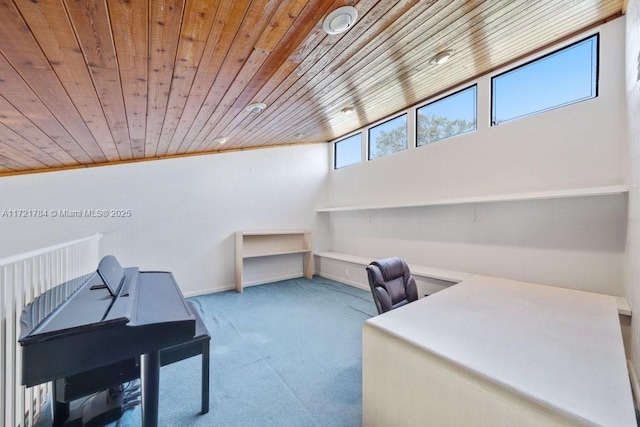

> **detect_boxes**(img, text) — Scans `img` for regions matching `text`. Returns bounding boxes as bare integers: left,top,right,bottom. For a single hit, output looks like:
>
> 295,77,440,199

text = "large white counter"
362,275,635,426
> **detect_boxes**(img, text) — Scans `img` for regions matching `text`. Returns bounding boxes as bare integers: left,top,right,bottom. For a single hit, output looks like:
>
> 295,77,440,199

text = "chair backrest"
366,257,418,314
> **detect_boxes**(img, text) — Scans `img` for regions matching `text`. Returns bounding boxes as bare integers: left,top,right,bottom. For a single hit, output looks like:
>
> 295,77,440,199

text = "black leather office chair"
366,257,418,315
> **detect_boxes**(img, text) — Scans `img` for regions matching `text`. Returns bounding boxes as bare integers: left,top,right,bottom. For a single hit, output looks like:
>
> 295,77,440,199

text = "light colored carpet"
36,276,376,426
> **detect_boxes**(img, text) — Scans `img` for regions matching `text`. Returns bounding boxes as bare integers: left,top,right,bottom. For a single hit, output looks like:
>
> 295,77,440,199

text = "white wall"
0,143,329,296
624,0,640,380
0,18,628,300
323,17,628,295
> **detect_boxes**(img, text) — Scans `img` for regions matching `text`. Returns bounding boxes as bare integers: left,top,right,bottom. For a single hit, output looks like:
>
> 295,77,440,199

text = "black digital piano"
19,255,199,426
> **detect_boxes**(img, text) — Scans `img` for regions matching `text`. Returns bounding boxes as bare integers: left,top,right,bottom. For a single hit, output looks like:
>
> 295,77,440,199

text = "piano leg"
52,382,70,427
141,350,160,427
201,340,210,414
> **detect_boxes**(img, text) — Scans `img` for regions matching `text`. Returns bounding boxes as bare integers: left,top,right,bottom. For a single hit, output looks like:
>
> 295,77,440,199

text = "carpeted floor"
36,276,376,426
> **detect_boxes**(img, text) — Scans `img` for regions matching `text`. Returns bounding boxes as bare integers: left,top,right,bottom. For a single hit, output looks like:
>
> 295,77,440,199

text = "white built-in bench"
314,251,632,317
314,251,471,283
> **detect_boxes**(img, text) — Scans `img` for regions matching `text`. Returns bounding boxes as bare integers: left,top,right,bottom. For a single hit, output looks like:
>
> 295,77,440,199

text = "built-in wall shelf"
316,185,629,212
235,230,313,292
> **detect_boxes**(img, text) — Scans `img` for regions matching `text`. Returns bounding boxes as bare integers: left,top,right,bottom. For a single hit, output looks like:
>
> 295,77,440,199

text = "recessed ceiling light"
214,136,228,145
323,6,358,35
246,102,267,114
342,107,354,115
430,49,453,65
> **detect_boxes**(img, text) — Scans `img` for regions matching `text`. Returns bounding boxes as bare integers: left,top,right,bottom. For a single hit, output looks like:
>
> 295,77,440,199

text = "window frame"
333,132,363,169
415,84,477,148
490,33,599,126
367,113,408,161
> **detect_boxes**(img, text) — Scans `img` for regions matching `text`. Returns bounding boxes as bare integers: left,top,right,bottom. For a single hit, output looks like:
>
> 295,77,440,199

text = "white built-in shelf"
616,296,632,316
317,185,629,212
235,230,313,292
240,229,310,235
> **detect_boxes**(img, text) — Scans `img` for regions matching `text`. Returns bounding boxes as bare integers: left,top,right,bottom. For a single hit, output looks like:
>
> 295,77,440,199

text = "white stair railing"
0,233,102,427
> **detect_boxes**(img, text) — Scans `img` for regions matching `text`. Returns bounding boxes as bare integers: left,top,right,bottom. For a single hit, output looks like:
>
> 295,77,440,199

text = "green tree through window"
416,85,476,146
372,125,407,157
368,114,407,159
370,113,475,156
417,113,475,146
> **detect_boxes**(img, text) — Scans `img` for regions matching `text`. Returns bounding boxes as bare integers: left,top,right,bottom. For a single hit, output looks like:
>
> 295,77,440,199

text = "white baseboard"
243,273,302,287
183,284,235,298
184,274,370,298
183,274,312,298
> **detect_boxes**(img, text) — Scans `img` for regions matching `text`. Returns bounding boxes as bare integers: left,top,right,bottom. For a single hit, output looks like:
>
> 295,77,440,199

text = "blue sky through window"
334,133,361,168
492,35,598,124
417,85,476,146
333,34,598,168
418,86,476,122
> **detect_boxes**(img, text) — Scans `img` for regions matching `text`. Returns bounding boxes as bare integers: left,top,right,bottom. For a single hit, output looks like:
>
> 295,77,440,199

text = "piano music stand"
97,255,125,297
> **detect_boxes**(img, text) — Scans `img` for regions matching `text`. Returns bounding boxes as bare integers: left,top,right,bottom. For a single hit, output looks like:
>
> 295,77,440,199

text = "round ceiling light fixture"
342,107,354,115
323,6,358,35
213,136,228,145
245,102,267,114
430,49,453,65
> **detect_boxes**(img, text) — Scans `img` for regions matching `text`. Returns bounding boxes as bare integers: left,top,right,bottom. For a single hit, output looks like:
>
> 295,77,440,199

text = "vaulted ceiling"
0,0,624,175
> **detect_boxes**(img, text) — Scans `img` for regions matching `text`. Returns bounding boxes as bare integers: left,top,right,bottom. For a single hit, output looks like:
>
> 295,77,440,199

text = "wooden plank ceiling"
0,0,624,175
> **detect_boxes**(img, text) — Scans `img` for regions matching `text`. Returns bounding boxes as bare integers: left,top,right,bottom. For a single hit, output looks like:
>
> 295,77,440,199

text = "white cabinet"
235,230,313,292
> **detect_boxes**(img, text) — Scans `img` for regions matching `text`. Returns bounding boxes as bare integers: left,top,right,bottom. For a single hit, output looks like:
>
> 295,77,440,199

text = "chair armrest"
374,286,393,314
406,276,418,302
